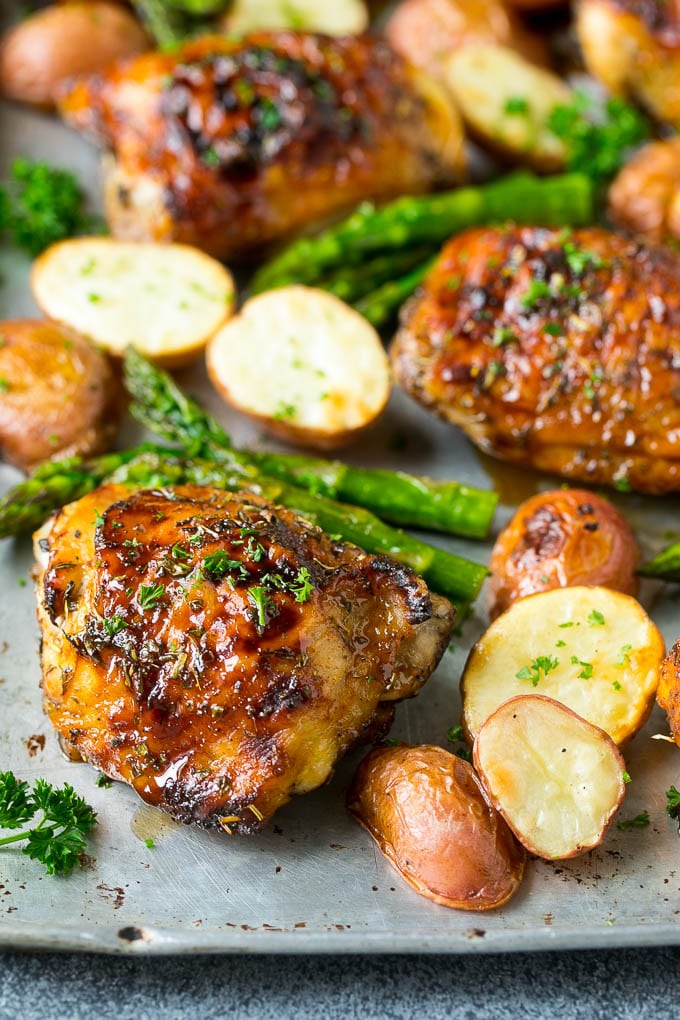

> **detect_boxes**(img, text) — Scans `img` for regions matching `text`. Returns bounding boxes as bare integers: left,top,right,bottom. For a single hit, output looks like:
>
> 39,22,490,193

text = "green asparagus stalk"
251,172,594,293
107,451,488,607
124,348,498,538
638,542,680,583
353,257,436,329
320,246,434,303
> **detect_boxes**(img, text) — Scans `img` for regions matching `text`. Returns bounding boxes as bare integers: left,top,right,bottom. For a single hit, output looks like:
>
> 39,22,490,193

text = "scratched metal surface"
1,91,680,956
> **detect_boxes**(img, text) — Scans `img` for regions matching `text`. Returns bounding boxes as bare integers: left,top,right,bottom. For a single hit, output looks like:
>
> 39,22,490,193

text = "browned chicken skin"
35,485,454,833
391,226,680,493
58,33,462,259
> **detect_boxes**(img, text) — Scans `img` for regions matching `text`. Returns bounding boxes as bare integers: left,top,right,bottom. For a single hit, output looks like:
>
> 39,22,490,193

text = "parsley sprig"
0,771,97,876
666,786,680,823
0,159,96,257
516,655,559,687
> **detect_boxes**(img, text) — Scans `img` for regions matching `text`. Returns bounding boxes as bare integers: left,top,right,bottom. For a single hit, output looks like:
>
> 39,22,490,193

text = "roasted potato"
474,695,627,860
384,0,547,80
609,138,680,246
222,0,369,34
576,0,680,127
0,2,149,109
487,489,640,620
462,586,664,747
32,238,235,367
444,45,571,170
0,320,121,471
658,640,680,747
207,286,391,451
348,743,526,910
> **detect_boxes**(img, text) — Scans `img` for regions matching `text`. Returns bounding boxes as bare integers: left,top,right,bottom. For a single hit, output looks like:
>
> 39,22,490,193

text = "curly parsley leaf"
616,811,650,831
0,772,97,876
666,785,680,821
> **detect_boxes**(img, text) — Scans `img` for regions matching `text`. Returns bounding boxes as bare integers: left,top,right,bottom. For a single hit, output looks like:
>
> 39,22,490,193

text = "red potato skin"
347,743,526,910
487,489,640,620
658,640,680,746
473,694,627,860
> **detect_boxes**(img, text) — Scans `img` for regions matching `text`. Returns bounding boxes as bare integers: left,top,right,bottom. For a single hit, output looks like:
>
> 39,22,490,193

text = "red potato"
0,2,149,109
0,319,122,470
347,743,526,910
609,138,680,246
474,695,627,859
488,489,640,621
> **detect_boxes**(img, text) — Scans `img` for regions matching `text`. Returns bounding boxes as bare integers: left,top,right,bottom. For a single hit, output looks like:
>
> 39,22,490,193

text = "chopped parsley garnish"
558,621,575,628
492,326,518,347
144,837,155,849
171,544,190,561
587,610,605,627
273,402,297,421
504,96,530,115
543,322,564,337
0,158,96,257
622,771,631,784
0,771,97,876
520,279,552,310
138,583,165,610
516,655,559,687
93,510,104,528
571,656,593,679
666,786,680,820
203,550,246,582
563,240,606,276
612,680,622,691
102,615,127,637
95,773,112,789
446,724,472,763
248,586,276,632
547,93,650,186
290,566,313,603
614,644,632,668
616,811,650,831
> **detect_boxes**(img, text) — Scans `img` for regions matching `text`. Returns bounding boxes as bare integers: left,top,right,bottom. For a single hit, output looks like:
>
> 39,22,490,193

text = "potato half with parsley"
206,286,391,451
444,45,571,171
474,695,627,860
32,238,235,367
461,586,664,746
0,320,121,471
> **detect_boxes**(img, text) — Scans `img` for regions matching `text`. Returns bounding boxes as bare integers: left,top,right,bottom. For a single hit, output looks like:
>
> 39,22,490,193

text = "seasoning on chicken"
58,33,463,259
391,226,680,493
35,485,454,833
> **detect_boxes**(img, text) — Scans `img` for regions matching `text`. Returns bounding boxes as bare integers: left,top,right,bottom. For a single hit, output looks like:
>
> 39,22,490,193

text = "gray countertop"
1,948,679,1019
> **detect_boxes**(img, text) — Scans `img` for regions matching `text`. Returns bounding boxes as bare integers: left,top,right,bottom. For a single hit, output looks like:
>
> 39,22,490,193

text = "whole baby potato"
487,489,640,620
0,2,149,108
347,743,525,910
0,320,122,471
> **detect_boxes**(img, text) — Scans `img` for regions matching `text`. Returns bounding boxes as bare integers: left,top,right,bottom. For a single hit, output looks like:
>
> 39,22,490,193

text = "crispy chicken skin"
35,485,454,833
658,639,680,746
391,226,680,493
577,0,680,125
58,33,463,259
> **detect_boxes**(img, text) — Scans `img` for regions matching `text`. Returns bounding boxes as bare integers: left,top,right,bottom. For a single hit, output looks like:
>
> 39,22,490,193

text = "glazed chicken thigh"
391,226,680,493
35,485,454,833
58,33,462,259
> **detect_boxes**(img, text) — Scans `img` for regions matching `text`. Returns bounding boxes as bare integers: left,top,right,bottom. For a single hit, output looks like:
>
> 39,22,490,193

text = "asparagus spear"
320,246,434,303
124,348,498,538
251,172,594,293
638,542,680,583
353,257,436,329
108,450,488,607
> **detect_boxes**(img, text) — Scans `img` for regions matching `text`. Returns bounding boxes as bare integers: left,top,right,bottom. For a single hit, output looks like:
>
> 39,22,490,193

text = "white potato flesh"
206,286,391,450
474,695,626,859
224,0,369,34
444,45,571,170
32,238,235,365
462,586,664,746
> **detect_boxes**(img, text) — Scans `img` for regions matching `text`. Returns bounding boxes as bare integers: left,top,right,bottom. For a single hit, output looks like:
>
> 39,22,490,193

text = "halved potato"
348,743,526,910
461,586,664,746
487,489,640,620
206,286,391,451
32,238,235,367
444,45,571,171
222,0,369,34
0,319,121,470
474,695,626,860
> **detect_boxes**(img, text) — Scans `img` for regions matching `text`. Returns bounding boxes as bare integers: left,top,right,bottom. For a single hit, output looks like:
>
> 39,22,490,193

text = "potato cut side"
224,0,369,34
474,695,626,859
32,238,235,366
462,586,664,746
207,286,391,450
444,45,571,171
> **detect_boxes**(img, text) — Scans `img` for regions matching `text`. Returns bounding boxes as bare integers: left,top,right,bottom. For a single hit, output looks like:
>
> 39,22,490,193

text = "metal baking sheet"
1,89,680,956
